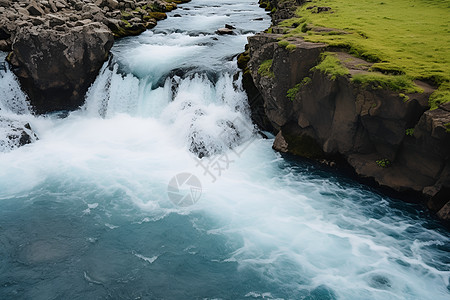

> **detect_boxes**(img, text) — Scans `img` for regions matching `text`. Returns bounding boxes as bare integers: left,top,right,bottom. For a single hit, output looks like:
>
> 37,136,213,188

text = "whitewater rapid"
0,1,449,299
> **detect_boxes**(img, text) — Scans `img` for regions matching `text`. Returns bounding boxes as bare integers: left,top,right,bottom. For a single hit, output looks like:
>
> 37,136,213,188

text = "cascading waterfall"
0,1,449,299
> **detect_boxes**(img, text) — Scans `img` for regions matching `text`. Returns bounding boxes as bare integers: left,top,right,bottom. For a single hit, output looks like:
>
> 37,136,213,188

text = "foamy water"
0,1,449,299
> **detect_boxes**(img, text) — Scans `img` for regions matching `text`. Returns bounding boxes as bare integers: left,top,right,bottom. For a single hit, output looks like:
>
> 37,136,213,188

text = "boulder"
0,118,38,152
27,1,45,16
217,28,233,35
9,23,114,113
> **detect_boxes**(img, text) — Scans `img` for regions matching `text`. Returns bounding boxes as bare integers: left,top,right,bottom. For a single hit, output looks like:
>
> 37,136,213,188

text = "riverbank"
0,0,190,114
241,0,450,221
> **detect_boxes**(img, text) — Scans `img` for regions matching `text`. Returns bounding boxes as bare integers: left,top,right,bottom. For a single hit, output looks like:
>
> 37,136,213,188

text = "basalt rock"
245,0,450,221
0,0,191,114
8,23,114,114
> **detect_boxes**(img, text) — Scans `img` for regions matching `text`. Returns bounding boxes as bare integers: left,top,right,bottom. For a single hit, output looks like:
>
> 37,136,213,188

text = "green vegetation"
312,52,349,80
429,82,450,110
258,59,275,78
405,128,414,136
399,93,409,102
278,40,290,48
279,0,450,107
351,74,423,94
445,123,450,133
287,84,301,101
286,77,312,101
376,159,391,168
278,40,297,52
286,44,297,51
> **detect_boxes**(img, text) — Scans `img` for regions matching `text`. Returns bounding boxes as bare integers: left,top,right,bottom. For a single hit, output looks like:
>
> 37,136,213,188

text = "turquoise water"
0,1,449,299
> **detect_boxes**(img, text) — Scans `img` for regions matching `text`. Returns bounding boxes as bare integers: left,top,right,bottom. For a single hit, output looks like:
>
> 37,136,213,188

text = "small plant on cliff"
405,128,414,136
445,123,450,133
429,81,450,110
312,52,349,80
376,159,391,168
287,84,301,101
278,40,290,48
258,59,275,78
399,93,409,102
278,40,297,52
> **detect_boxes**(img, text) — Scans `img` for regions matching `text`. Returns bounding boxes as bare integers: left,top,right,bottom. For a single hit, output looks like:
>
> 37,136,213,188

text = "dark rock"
9,23,114,114
244,1,450,221
26,1,45,16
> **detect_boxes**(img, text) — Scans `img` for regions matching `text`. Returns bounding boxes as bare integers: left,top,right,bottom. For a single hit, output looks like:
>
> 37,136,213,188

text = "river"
0,1,449,299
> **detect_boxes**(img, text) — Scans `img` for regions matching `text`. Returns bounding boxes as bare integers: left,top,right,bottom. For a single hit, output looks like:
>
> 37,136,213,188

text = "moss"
429,81,450,110
291,0,450,87
399,93,409,102
258,59,274,78
286,77,311,101
286,44,297,51
278,40,290,48
445,123,450,133
351,73,423,94
287,84,301,101
376,158,391,168
370,63,405,75
237,52,250,70
284,133,323,159
405,128,414,136
147,12,167,20
121,11,133,20
312,52,349,80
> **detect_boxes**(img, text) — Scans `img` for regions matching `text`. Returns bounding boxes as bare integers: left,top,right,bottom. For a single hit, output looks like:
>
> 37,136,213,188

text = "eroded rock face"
9,23,113,113
245,0,450,221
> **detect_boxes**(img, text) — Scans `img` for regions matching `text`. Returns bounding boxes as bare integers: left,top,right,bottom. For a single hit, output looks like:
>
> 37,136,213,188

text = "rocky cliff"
1,0,189,113
242,0,450,221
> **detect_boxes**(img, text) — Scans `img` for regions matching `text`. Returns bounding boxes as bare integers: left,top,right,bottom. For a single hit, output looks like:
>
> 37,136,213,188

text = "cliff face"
244,1,450,220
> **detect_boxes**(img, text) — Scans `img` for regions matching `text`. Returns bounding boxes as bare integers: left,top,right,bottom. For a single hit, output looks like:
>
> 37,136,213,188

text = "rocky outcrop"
243,0,450,221
0,117,38,152
1,0,190,114
8,23,113,113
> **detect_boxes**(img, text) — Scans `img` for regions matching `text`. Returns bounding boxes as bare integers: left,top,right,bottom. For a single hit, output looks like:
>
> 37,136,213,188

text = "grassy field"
279,0,450,108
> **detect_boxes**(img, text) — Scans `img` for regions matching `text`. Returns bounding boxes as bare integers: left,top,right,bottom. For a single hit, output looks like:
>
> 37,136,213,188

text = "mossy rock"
237,52,250,70
111,22,146,38
148,12,167,21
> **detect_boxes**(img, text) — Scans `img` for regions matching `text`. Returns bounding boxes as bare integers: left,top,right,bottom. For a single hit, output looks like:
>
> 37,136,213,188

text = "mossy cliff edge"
241,0,450,221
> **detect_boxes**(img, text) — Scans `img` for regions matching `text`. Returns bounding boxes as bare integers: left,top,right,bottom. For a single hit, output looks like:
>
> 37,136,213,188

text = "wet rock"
9,23,114,113
0,118,39,152
244,0,450,220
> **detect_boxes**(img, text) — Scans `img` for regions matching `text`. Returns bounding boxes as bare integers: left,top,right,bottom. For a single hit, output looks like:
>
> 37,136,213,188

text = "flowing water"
0,1,449,299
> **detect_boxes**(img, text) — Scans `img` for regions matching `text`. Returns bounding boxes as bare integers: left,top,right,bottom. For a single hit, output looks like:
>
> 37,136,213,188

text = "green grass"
312,52,349,80
278,40,297,52
351,74,423,94
429,81,450,110
280,0,450,106
258,59,275,78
